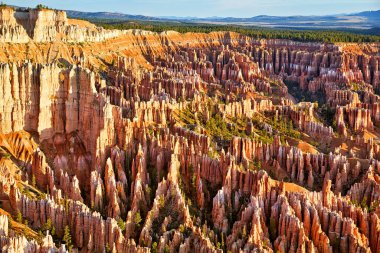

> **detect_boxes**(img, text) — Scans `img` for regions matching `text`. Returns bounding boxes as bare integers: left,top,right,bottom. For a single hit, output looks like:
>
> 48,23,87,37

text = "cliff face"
0,8,30,43
0,63,103,145
0,8,125,43
0,8,380,253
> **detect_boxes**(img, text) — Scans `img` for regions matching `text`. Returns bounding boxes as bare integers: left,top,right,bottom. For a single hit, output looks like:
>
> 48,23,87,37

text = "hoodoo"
0,6,379,253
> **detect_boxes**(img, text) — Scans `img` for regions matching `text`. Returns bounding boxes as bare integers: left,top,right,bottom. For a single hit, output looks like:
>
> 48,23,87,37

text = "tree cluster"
87,19,380,43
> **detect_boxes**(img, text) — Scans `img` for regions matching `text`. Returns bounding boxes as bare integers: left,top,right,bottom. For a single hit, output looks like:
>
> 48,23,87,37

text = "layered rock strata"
0,8,379,253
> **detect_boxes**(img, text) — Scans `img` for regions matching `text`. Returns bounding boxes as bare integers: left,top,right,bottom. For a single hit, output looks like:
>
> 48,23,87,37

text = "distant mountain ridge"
8,6,379,30
66,10,162,21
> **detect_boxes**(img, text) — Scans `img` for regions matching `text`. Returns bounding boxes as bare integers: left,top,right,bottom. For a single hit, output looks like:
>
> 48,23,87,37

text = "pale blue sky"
4,0,380,18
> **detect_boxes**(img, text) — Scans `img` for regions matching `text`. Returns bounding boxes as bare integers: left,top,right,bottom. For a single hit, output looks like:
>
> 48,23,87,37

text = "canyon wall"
0,8,379,253
0,7,125,43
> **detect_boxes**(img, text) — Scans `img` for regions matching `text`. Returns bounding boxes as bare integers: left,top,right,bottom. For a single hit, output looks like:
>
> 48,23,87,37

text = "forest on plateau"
90,19,380,43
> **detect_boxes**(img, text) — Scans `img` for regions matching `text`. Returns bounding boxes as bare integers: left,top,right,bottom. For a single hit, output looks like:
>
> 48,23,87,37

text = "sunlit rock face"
0,7,125,43
0,8,379,253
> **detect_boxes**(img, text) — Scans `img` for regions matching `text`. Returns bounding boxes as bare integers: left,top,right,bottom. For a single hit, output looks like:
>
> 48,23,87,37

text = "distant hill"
181,10,380,30
65,9,380,30
66,10,161,21
352,10,380,19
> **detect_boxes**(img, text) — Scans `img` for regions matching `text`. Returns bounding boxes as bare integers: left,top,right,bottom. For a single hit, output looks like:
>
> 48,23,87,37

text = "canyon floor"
0,7,380,253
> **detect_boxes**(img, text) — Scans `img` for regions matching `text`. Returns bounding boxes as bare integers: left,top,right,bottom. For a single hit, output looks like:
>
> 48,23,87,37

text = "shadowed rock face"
0,8,380,253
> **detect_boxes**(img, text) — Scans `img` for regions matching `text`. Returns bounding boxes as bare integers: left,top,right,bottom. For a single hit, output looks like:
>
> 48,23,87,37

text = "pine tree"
16,210,22,223
151,242,158,253
63,225,73,251
32,175,36,187
105,244,111,253
42,218,52,232
134,212,142,227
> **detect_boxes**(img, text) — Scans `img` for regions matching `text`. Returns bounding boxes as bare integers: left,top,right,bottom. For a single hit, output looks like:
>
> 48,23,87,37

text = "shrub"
116,217,126,233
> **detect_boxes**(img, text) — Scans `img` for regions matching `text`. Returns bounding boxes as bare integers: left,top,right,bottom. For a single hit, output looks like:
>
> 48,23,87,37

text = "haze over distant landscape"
6,0,380,30
4,0,380,17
